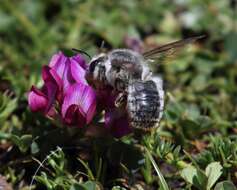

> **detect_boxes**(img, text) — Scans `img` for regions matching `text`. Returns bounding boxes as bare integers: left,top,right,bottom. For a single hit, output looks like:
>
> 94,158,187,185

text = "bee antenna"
99,40,107,53
100,40,105,49
72,48,92,60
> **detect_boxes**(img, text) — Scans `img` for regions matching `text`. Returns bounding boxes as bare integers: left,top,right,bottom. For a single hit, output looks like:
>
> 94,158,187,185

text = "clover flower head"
28,51,96,127
28,50,132,137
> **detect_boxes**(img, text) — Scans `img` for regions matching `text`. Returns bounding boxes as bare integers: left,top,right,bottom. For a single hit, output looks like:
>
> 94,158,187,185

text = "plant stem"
145,147,170,190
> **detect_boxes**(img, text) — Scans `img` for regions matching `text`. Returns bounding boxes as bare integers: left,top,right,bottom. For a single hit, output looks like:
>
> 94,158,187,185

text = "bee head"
86,53,108,88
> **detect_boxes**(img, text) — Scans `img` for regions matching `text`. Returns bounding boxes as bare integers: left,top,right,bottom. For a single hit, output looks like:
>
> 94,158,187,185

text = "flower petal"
60,60,75,92
49,51,67,77
71,54,87,70
70,58,87,85
63,104,86,127
105,108,132,138
80,85,97,123
42,81,58,113
48,52,75,92
62,83,96,125
96,86,117,110
49,57,79,93
42,66,62,91
47,52,88,94
28,86,48,112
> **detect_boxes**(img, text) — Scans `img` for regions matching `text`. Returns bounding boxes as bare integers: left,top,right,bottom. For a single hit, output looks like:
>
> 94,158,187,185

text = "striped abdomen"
127,78,164,130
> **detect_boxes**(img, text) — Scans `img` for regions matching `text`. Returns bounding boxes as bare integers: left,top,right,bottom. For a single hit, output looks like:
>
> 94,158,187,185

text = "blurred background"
0,0,237,189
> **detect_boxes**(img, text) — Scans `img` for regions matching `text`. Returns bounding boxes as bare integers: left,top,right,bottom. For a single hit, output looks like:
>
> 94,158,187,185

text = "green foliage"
0,91,17,124
35,148,74,189
205,162,223,190
181,162,223,190
214,181,237,190
70,181,97,190
195,136,237,170
145,147,170,190
181,165,207,190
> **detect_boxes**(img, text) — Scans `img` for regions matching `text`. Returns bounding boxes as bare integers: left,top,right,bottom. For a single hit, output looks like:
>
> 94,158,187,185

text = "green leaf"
0,132,11,139
31,141,40,154
180,166,207,190
141,152,153,184
164,101,184,122
10,134,32,153
0,11,15,32
77,158,95,181
70,181,97,190
70,183,87,190
112,186,127,190
35,172,53,189
61,48,76,57
145,148,170,190
205,162,223,190
214,181,237,190
224,32,237,62
0,92,17,123
83,181,96,190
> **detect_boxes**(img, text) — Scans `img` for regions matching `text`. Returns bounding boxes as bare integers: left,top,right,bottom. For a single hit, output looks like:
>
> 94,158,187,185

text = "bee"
85,49,152,91
81,35,204,130
85,36,203,91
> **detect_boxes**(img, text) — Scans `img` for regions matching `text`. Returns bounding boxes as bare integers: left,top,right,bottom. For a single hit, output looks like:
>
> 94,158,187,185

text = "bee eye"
89,56,107,73
89,60,99,73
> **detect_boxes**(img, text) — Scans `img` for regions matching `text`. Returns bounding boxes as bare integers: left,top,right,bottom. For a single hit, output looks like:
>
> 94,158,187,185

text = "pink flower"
48,51,88,96
28,51,96,127
28,50,132,137
96,88,132,138
105,108,132,138
28,86,48,112
28,66,62,116
95,86,117,110
93,85,132,138
62,83,96,126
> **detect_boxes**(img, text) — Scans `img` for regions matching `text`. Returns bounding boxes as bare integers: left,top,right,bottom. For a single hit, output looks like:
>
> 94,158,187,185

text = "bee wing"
142,35,204,60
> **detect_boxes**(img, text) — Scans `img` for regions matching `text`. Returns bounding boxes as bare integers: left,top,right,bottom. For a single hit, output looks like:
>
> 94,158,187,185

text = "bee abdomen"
127,79,164,130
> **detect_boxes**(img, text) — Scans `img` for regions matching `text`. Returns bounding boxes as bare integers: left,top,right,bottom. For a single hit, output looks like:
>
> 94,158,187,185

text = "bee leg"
115,92,127,107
